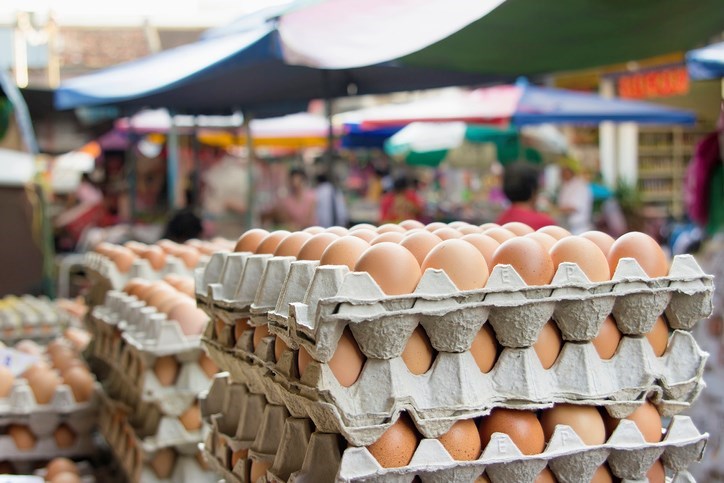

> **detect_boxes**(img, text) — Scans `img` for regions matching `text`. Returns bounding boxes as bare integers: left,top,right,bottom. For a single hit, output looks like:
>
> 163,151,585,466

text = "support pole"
242,112,255,230
167,113,180,209
599,78,617,188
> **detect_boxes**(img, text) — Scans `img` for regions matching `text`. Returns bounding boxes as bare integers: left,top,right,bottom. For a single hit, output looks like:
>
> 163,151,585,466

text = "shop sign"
617,66,689,99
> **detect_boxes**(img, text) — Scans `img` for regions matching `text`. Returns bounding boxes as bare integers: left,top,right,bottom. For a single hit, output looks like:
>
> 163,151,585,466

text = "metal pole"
167,112,180,209
242,111,255,230
191,120,201,209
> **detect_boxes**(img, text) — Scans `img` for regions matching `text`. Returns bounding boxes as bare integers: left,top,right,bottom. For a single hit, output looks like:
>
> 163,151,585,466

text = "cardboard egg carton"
0,295,69,343
84,252,204,291
0,429,97,461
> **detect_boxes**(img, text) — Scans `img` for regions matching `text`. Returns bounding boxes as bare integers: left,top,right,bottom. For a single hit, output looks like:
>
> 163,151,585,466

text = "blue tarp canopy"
686,41,724,80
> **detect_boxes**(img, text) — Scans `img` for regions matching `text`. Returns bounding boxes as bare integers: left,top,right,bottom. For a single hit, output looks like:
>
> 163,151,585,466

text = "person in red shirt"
380,176,424,223
495,161,556,230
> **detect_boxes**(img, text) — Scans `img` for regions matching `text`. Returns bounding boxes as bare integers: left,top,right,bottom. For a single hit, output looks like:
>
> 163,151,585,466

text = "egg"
550,236,610,282
607,231,668,278
93,241,116,256
592,316,622,360
110,246,136,273
524,232,558,252
157,239,179,253
327,327,366,386
325,226,349,236
173,245,202,269
580,231,616,257
491,237,555,286
540,404,606,445
154,356,179,386
252,325,271,351
234,228,270,252
377,223,406,234
437,419,482,460
297,233,340,261
303,226,325,234
535,467,557,483
478,408,545,455
255,230,291,254
274,336,288,363
610,401,662,443
168,301,209,336
476,475,492,483
8,425,36,450
483,227,516,244
590,464,614,483
421,239,489,291
62,366,95,403
459,234,500,272
537,226,571,240
458,225,483,235
399,219,425,230
646,316,669,357
448,221,470,229
354,243,421,295
46,458,79,479
50,472,82,483
180,402,202,431
647,460,665,483
16,339,42,356
297,346,313,378
400,231,443,266
370,231,405,245
432,227,463,240
231,448,249,469
319,236,370,270
199,352,218,378
123,278,149,297
401,326,435,375
157,294,189,315
235,318,251,341
533,321,562,369
349,229,377,243
0,365,14,397
250,460,272,482
64,327,91,352
26,366,61,404
479,223,499,230
366,414,419,468
502,222,534,236
141,245,167,270
53,424,76,448
470,324,498,373
350,223,376,231
273,232,313,257
150,448,177,479
425,222,448,232
147,285,178,310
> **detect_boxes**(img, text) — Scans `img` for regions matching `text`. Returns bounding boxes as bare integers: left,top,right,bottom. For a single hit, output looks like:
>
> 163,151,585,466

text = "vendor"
495,161,556,229
556,157,593,234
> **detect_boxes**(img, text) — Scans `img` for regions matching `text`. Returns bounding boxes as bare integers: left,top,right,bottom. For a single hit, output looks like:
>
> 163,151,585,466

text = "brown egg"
448,221,470,229
150,448,177,479
399,219,425,230
157,239,179,253
502,222,534,236
22,361,51,380
53,424,76,448
366,414,419,468
590,464,614,483
580,231,616,257
235,319,251,341
535,467,557,483
62,366,95,403
433,227,463,240
64,327,91,352
371,231,406,245
458,225,483,235
274,336,288,363
479,223,500,230
234,228,270,252
435,419,481,461
46,458,79,479
250,460,272,482
123,278,149,297
198,352,218,378
533,321,562,369
470,324,498,373
400,231,443,266
350,223,376,231
141,245,167,270
326,226,349,236
180,402,202,431
297,346,313,377
647,460,666,483
50,472,82,483
319,236,370,270
607,231,668,278
457,236,498,271
525,232,558,252
646,316,669,357
592,316,622,360
154,356,179,387
297,233,340,261
537,226,571,240
168,301,209,336
401,326,435,375
425,222,448,232
147,285,178,310
110,246,136,273
540,404,606,445
349,229,377,243
303,226,325,234
422,239,489,291
176,279,196,297
483,227,516,244
231,448,249,469
478,408,545,455
9,425,36,450
157,294,189,315
26,366,61,404
255,230,291,254
326,327,366,386
617,401,662,443
173,245,202,269
93,241,116,256
252,325,270,351
0,365,14,397
354,243,421,295
491,237,555,286
476,475,492,483
273,232,313,257
377,223,406,234
550,236,610,282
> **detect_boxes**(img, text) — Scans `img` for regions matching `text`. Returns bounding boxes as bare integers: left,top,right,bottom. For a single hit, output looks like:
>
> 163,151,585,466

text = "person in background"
380,175,424,223
495,161,556,230
556,157,593,234
274,168,317,230
315,173,349,228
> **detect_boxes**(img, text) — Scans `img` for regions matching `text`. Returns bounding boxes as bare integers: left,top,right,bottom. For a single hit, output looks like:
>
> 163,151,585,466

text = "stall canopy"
687,41,724,80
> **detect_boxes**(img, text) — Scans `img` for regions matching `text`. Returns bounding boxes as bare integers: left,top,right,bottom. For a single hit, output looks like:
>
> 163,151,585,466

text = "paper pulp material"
0,431,96,461
84,252,203,291
0,296,69,343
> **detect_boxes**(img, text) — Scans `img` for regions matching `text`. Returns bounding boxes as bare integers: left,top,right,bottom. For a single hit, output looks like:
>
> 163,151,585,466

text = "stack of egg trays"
199,373,706,483
98,392,213,483
198,250,711,438
84,251,204,292
0,295,70,343
34,460,98,483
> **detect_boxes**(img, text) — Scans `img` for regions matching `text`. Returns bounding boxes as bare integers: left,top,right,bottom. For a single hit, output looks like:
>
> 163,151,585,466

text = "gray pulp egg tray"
198,374,706,483
0,429,97,462
0,295,69,343
85,252,203,291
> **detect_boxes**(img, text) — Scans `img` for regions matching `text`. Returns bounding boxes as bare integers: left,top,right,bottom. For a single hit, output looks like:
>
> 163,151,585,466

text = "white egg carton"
0,430,97,461
34,460,97,483
84,252,203,291
0,296,69,343
199,380,707,483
